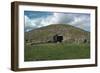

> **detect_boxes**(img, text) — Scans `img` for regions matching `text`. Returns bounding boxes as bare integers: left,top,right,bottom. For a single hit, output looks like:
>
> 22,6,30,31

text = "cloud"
25,12,90,32
69,14,90,31
24,16,33,31
24,16,43,31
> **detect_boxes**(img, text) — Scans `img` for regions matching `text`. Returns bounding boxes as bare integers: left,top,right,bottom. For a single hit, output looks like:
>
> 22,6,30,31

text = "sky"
24,11,90,32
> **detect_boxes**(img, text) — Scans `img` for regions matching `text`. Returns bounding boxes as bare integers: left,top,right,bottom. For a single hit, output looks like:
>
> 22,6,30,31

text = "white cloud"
25,12,90,32
69,14,90,31
24,16,36,31
25,16,43,31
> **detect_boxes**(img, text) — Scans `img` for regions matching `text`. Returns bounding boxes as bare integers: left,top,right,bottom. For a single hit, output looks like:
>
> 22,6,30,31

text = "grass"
24,43,90,61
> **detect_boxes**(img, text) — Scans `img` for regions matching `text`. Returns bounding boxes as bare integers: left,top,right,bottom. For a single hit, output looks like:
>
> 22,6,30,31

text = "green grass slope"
24,43,90,61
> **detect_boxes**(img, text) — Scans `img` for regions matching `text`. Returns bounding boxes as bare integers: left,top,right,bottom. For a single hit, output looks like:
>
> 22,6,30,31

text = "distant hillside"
25,24,90,44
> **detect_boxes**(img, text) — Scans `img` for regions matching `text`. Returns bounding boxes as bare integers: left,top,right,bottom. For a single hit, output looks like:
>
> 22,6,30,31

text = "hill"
24,24,90,61
25,24,90,44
